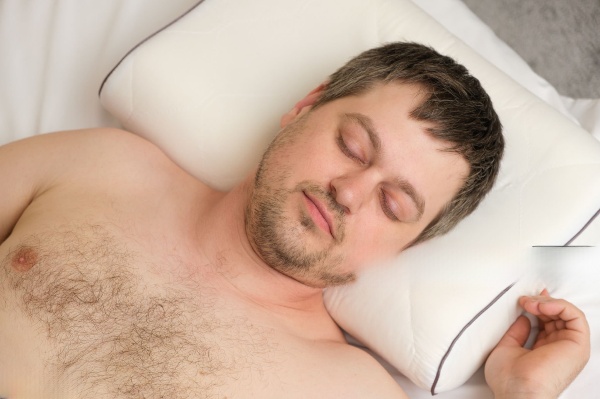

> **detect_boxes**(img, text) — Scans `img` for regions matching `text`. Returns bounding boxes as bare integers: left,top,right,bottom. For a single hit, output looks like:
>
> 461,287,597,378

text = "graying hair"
313,42,504,246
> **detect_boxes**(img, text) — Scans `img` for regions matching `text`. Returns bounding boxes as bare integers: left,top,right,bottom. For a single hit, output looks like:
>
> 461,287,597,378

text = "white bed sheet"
1,1,598,397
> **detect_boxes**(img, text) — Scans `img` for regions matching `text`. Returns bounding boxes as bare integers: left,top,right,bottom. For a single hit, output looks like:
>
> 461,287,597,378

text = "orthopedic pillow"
99,0,600,393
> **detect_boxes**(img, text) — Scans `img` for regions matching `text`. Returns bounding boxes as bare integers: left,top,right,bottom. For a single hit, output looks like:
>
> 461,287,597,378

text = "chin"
286,264,357,289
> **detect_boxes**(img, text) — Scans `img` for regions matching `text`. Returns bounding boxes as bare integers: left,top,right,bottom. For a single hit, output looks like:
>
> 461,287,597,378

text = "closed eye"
379,189,399,221
337,135,366,164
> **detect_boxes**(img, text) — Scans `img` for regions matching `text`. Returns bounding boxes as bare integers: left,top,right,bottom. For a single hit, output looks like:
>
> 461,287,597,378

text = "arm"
0,135,53,241
0,128,143,242
485,290,590,399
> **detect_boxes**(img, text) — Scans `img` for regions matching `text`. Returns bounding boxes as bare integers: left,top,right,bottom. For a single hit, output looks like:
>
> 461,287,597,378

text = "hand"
485,290,590,399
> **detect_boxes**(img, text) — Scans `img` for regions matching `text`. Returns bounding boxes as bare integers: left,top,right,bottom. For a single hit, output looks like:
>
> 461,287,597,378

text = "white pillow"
99,0,600,392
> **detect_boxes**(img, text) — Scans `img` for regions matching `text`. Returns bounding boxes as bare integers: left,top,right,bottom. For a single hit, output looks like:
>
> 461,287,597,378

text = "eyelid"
379,189,399,221
337,134,366,164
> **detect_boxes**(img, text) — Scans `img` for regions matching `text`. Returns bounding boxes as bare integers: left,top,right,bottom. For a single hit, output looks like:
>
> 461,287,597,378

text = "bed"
1,0,598,397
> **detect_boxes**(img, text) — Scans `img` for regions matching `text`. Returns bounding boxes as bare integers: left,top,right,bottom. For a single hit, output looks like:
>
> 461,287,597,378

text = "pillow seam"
430,282,516,395
564,207,600,246
97,0,207,97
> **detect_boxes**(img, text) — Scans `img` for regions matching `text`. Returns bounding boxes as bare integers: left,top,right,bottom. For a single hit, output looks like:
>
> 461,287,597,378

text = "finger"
496,315,531,348
520,296,589,335
519,296,553,323
532,330,547,349
544,318,566,334
538,300,589,334
519,288,551,306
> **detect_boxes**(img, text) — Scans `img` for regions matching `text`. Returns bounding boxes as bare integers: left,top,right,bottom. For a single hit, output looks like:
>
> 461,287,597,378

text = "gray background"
462,0,600,98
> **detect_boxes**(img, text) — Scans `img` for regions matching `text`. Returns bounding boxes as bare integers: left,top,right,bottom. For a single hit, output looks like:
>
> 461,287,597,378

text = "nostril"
329,183,337,198
331,181,357,215
328,184,350,215
340,204,350,215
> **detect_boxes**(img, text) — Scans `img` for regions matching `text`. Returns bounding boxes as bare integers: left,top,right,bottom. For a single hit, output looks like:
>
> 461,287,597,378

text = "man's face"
246,83,469,288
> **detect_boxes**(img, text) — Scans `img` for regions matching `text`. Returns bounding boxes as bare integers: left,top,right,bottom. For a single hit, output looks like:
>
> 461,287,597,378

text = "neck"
193,177,327,314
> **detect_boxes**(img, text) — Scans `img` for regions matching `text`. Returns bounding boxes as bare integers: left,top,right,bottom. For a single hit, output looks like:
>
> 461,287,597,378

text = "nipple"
11,245,38,272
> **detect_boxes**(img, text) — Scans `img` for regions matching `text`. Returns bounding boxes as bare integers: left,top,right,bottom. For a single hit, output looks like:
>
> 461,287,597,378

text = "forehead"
347,82,428,120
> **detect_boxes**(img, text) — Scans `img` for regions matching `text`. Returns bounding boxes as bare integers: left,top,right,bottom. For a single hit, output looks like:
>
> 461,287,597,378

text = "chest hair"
1,224,273,399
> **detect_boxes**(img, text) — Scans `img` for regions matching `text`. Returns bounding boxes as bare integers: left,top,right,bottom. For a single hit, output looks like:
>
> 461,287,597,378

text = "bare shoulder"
16,128,167,169
317,342,409,399
2,128,182,188
0,128,188,240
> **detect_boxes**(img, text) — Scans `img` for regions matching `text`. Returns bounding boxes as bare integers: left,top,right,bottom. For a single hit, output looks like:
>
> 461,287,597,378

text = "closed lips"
304,191,335,238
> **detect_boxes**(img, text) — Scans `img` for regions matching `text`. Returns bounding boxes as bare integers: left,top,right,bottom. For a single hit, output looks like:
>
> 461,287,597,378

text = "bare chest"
0,223,281,399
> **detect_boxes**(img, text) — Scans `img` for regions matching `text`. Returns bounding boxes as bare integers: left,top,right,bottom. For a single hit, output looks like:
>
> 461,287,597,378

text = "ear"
280,82,327,128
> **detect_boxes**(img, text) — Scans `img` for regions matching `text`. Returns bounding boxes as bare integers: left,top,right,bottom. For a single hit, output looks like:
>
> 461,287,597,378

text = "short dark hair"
314,42,504,246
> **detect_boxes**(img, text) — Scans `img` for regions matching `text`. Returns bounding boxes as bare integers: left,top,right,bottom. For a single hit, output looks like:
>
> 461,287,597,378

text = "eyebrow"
342,112,426,221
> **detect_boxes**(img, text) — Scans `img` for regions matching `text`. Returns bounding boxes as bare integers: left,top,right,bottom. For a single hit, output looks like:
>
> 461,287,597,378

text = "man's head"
245,42,503,287
313,42,504,245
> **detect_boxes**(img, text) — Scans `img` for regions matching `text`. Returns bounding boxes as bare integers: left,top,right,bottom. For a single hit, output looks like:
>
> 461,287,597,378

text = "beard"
245,116,355,288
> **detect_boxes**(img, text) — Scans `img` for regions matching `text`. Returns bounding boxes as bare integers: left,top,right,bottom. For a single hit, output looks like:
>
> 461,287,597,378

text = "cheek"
344,219,410,262
294,146,341,182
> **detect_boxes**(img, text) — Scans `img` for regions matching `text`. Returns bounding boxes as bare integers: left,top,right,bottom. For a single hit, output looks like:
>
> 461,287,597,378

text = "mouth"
303,191,335,239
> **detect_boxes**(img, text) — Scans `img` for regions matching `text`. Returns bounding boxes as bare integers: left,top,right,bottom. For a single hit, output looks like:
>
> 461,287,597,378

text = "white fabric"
0,0,197,141
2,0,599,397
98,0,600,393
561,97,600,141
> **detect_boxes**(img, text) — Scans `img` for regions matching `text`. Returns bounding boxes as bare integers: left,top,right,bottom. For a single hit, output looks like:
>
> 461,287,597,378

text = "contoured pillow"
99,0,600,393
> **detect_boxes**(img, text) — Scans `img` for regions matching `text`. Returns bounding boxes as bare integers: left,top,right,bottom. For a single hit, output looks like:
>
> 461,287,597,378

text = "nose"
330,170,379,215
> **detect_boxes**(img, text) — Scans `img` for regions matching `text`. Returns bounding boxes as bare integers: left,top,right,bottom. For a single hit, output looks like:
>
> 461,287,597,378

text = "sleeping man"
0,42,590,398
